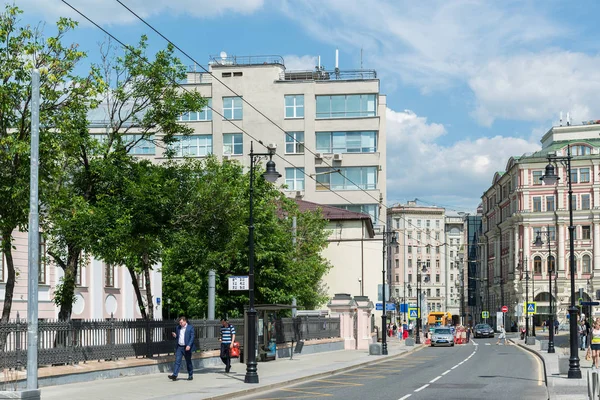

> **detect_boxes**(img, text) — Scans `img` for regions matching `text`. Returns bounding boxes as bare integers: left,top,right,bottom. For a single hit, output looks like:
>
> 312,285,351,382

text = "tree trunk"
144,266,153,320
57,246,80,321
1,231,16,323
129,267,147,320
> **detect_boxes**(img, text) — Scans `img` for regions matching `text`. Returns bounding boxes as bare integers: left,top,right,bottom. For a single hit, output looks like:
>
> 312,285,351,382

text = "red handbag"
230,342,240,358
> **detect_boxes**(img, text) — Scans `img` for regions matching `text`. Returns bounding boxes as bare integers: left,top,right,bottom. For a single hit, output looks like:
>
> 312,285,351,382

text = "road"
241,337,548,400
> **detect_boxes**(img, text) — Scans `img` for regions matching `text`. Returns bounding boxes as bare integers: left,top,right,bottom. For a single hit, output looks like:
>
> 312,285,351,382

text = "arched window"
567,145,592,156
534,256,542,274
583,255,591,274
548,256,555,273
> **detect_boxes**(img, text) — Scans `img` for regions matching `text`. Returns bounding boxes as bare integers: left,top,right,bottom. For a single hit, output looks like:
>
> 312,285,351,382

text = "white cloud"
280,0,598,126
386,107,541,209
283,55,317,71
20,0,264,25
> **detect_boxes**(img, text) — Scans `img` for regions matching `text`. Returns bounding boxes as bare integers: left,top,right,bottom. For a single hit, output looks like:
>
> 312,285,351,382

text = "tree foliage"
162,157,331,319
0,5,100,322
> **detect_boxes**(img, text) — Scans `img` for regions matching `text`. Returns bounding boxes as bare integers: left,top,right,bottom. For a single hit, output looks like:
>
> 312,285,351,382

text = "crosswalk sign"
482,311,489,318
525,302,536,314
408,308,420,319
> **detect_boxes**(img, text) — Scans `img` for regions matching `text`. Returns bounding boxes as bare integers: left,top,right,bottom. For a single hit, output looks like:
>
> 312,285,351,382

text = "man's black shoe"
168,375,177,381
187,376,193,381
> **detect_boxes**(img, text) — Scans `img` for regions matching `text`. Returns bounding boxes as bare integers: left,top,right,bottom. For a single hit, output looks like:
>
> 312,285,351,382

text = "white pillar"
558,223,566,272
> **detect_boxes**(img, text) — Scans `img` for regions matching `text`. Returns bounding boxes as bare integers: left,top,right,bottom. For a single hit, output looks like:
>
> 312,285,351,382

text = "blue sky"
18,0,600,213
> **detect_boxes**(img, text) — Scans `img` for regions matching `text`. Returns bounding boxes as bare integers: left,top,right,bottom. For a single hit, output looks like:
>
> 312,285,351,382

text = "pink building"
481,122,600,328
0,230,162,320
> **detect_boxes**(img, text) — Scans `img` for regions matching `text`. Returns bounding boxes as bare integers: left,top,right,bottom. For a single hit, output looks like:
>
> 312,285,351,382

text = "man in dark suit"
168,316,196,381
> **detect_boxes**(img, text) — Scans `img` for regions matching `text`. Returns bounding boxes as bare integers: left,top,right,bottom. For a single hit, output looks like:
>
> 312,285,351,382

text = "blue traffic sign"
376,303,396,311
399,303,408,313
581,302,600,306
376,303,383,310
409,309,419,318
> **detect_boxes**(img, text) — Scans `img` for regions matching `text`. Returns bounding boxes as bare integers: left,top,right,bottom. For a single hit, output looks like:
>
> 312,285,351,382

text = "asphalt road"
241,337,548,400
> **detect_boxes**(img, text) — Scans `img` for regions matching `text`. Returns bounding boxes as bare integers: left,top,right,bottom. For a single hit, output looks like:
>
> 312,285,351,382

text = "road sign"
228,276,249,291
482,311,489,318
501,305,508,313
408,308,420,319
376,303,383,310
376,303,396,311
581,302,600,306
524,302,536,314
399,303,409,313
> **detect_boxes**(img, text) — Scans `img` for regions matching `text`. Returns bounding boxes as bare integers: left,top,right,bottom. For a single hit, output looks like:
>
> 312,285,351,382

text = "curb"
510,338,548,387
205,345,425,400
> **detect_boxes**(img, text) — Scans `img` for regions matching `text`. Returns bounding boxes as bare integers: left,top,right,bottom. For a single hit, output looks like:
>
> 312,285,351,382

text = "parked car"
474,323,494,338
430,328,455,347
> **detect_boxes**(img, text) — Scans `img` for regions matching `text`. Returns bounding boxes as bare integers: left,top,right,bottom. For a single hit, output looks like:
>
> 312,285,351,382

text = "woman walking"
496,324,506,345
590,318,600,369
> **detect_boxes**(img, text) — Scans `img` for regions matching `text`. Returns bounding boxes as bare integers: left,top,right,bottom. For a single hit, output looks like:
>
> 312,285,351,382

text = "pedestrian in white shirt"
496,324,506,345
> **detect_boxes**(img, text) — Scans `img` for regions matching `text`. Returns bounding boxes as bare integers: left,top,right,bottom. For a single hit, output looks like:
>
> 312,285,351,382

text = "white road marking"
414,384,429,392
451,365,459,369
485,343,491,346
430,376,442,383
442,370,451,375
399,395,411,400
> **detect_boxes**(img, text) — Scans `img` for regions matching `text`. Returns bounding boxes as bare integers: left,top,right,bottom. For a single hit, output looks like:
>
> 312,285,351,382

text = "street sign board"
524,302,536,314
581,302,600,306
408,308,420,319
376,303,383,310
501,305,508,313
399,303,409,313
482,311,489,318
376,303,396,311
228,276,249,291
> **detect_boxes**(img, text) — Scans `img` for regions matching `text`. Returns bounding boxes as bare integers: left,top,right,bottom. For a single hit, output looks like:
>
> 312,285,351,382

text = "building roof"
294,199,375,237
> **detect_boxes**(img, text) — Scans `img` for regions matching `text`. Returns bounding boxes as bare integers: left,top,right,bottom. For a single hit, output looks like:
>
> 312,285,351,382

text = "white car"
430,328,455,347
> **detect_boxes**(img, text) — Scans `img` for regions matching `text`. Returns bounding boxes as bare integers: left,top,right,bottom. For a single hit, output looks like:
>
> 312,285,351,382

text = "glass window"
583,255,592,273
223,133,243,155
315,94,377,118
408,246,412,254
408,259,412,268
532,170,543,185
548,256,555,273
123,134,156,155
179,99,213,121
570,169,578,184
316,167,377,191
533,197,542,212
582,225,591,240
315,131,377,153
39,233,46,284
285,168,305,191
223,97,242,120
436,289,441,296
417,220,422,228
580,168,590,183
548,226,556,241
546,196,555,212
534,256,542,274
570,194,577,210
436,274,440,283
285,95,304,118
172,135,213,157
105,263,114,287
285,132,304,154
570,145,591,156
408,274,412,283
334,204,378,224
582,194,591,210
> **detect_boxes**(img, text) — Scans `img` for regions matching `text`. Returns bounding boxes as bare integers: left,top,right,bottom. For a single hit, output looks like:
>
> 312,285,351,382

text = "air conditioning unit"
333,153,343,161
223,154,231,160
315,152,323,159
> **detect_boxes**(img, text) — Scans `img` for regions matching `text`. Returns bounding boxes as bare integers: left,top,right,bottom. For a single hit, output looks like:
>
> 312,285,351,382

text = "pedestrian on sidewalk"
554,319,559,335
591,319,600,369
465,325,471,343
402,320,409,340
220,318,236,373
579,320,587,350
168,316,195,381
496,325,506,345
408,321,413,337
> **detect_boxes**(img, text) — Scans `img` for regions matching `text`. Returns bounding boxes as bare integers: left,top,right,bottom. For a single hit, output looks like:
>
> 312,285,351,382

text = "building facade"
481,123,600,330
445,214,466,321
0,54,386,321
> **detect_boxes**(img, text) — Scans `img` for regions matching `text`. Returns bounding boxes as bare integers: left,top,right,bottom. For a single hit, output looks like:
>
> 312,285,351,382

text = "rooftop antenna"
559,111,563,126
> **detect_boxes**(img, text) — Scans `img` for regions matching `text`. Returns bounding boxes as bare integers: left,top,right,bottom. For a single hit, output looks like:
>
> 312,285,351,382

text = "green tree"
0,5,99,323
162,157,331,319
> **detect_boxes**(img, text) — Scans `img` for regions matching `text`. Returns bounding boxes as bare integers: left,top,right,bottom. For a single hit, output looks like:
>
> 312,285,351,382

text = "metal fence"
0,315,340,370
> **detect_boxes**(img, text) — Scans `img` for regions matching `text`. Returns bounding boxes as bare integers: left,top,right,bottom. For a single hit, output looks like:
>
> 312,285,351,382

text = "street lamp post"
541,144,581,379
381,228,398,355
245,142,281,384
524,260,529,339
534,226,555,353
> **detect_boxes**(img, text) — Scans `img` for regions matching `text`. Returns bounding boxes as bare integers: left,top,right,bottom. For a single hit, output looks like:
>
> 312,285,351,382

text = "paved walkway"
511,333,592,400
41,338,422,400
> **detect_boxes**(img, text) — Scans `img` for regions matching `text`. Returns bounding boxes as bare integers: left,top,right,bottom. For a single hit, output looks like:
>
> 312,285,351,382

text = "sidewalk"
40,338,422,400
512,334,592,400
